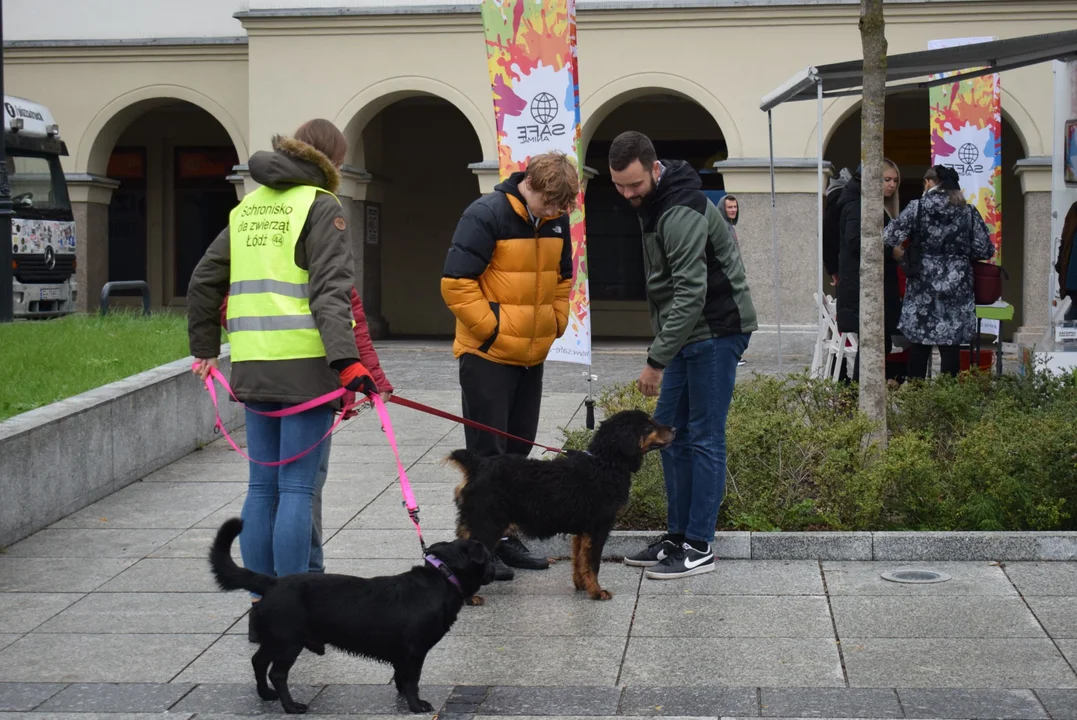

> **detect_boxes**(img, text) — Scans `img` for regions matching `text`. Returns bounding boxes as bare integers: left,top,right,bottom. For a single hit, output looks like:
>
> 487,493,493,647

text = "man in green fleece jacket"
609,131,757,580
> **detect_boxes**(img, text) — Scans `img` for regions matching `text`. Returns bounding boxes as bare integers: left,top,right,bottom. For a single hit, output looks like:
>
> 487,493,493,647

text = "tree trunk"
859,0,888,448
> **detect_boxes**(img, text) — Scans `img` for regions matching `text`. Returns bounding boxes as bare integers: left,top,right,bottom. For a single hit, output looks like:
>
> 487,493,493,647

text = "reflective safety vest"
226,185,338,363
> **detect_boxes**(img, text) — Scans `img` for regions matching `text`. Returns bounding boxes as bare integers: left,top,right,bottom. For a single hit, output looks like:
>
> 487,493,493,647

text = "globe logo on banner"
958,143,980,171
934,123,990,193
530,92,558,124
499,63,574,151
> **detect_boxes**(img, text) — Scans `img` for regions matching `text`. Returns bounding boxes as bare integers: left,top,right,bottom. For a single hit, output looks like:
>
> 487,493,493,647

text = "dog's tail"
447,449,482,477
209,518,275,596
447,449,482,505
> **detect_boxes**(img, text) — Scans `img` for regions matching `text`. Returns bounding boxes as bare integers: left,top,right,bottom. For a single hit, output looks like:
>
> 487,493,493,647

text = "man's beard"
630,177,656,210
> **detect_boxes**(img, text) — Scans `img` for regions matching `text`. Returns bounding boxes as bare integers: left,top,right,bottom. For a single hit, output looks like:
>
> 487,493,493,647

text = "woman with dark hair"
834,159,903,381
884,165,996,378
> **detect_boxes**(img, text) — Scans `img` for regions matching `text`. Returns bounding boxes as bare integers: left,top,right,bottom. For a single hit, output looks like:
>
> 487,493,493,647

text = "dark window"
174,147,239,297
107,147,148,294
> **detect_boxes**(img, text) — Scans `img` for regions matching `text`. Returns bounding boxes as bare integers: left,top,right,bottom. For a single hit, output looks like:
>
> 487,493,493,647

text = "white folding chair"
814,293,858,381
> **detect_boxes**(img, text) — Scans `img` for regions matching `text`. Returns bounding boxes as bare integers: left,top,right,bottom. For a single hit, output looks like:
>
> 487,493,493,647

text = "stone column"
1013,157,1054,346
338,164,388,339
580,165,597,193
65,173,120,313
226,164,252,201
469,161,500,195
713,158,832,329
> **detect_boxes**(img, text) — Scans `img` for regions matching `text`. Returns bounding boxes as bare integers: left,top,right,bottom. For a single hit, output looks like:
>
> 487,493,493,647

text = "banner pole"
769,109,782,372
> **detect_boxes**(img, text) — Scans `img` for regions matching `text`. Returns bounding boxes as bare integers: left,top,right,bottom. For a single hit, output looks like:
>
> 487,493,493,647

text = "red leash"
197,364,564,458
387,395,566,455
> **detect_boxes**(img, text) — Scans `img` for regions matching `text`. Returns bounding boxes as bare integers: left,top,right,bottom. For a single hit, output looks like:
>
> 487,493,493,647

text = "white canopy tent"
758,29,1077,370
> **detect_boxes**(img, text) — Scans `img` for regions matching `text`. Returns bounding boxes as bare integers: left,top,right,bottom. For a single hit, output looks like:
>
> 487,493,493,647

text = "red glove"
341,389,359,419
339,361,377,397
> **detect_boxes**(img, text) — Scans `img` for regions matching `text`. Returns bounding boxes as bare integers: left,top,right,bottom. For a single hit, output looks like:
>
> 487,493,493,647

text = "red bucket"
960,349,995,372
973,262,1003,305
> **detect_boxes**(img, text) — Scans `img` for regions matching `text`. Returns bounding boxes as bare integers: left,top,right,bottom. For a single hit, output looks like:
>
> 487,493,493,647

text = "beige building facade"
4,0,1067,341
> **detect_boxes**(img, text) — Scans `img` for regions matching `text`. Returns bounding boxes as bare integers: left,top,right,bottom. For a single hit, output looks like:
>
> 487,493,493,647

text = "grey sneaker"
624,535,678,567
645,542,715,580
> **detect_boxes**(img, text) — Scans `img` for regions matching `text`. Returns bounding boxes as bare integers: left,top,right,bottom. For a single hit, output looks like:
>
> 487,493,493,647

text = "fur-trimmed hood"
247,135,341,194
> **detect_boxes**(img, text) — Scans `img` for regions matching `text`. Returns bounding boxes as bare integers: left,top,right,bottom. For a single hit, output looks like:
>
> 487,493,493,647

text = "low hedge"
560,363,1077,532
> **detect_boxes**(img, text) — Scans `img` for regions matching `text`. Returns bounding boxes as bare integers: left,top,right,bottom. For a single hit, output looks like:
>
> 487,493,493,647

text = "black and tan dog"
449,409,674,602
209,518,495,714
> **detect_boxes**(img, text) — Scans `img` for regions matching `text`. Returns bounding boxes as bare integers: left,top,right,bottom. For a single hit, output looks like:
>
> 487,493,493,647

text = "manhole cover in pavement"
880,568,951,584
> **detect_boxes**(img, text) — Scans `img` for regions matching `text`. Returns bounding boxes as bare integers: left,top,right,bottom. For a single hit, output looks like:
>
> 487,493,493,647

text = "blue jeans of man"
240,403,334,592
653,334,750,544
309,433,332,573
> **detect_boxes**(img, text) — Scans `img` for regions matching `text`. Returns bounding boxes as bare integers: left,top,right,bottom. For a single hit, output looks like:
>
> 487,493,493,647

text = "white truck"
5,95,77,317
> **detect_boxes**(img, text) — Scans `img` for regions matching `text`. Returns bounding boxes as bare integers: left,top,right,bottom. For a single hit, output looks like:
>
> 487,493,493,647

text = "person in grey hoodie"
720,194,740,246
719,194,746,366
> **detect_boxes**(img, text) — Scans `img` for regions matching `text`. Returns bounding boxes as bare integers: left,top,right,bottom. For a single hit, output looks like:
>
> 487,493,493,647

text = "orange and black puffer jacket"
441,172,572,367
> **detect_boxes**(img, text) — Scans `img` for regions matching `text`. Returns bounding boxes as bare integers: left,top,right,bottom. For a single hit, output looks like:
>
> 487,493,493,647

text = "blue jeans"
240,403,334,592
309,433,332,573
653,334,750,544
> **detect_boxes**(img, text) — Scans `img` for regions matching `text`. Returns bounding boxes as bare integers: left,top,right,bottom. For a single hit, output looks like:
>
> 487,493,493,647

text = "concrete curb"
527,530,1077,562
0,347,244,548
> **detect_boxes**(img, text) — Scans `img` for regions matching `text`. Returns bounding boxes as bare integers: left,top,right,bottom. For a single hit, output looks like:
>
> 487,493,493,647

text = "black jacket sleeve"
440,201,499,340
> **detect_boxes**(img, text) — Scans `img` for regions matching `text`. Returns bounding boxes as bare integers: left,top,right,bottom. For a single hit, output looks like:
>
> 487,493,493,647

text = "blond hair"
883,158,901,220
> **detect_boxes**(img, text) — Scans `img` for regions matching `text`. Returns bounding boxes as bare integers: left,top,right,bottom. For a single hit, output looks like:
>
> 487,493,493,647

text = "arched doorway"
823,90,1028,336
351,95,483,337
582,93,727,337
89,100,241,306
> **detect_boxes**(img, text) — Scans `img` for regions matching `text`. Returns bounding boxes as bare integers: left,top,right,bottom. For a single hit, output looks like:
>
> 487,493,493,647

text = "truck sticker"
12,218,76,255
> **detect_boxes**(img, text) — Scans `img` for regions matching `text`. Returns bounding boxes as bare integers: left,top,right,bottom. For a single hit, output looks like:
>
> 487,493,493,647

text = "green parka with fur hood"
187,135,359,407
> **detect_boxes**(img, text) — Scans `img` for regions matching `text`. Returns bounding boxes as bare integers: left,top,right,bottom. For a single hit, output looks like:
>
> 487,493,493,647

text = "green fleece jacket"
638,160,758,368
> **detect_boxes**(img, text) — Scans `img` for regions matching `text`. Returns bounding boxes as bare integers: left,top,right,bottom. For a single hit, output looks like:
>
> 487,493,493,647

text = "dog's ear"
466,540,489,564
616,422,644,458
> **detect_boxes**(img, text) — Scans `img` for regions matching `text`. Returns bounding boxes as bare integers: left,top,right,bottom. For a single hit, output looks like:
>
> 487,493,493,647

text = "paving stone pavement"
0,339,1072,719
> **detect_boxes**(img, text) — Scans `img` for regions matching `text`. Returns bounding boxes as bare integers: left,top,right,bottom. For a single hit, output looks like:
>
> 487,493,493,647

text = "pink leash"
368,393,426,552
197,364,426,552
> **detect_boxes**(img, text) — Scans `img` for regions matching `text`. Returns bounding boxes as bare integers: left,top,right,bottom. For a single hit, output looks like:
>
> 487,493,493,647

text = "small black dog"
209,518,495,714
450,409,674,602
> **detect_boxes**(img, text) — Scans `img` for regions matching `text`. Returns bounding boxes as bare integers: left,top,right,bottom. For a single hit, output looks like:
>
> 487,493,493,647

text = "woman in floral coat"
884,165,995,379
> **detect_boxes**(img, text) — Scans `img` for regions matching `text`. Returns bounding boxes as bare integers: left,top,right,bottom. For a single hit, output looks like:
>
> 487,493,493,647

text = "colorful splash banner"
480,0,591,366
928,36,1003,264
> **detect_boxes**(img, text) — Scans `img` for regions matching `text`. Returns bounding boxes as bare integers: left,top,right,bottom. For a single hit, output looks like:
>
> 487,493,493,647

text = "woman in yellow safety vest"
186,119,376,636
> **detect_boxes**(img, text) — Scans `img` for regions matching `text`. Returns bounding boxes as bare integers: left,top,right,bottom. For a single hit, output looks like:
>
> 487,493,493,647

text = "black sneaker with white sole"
623,534,679,567
645,542,715,579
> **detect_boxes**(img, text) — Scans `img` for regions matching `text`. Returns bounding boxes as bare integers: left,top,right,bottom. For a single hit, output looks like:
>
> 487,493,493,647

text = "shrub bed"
561,365,1077,532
